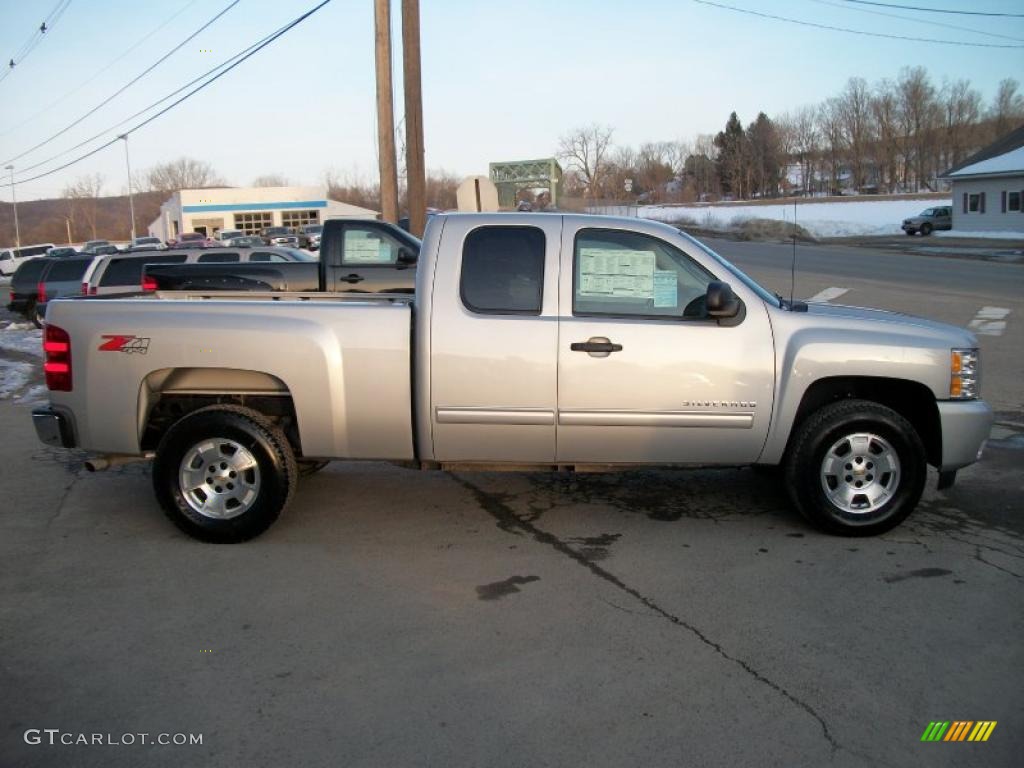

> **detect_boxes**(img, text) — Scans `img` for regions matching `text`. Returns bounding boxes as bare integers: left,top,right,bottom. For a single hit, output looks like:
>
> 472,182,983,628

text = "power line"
0,0,73,85
0,0,200,139
810,0,1024,42
1,0,240,167
3,0,334,188
842,0,1024,17
691,0,1024,47
13,26,284,177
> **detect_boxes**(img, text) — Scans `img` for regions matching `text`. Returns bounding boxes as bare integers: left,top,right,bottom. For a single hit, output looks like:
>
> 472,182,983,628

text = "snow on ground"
933,230,1024,241
640,198,949,238
0,326,43,357
0,357,34,400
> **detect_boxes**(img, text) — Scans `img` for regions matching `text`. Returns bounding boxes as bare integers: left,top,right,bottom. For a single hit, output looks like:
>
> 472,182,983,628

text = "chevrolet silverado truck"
144,218,420,294
32,213,992,543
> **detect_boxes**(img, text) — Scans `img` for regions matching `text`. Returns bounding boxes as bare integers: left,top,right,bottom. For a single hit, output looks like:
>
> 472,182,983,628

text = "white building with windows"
147,186,379,240
941,125,1024,233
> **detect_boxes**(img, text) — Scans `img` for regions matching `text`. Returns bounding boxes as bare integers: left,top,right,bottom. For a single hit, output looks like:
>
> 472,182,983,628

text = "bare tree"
837,77,874,191
897,66,940,191
941,79,982,169
251,174,290,187
62,173,104,240
324,168,381,211
988,78,1024,138
140,157,226,193
818,99,844,194
871,82,901,192
557,124,615,200
779,106,819,195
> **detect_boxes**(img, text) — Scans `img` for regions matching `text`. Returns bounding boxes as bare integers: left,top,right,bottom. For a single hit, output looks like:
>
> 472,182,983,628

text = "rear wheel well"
141,394,305,458
787,377,941,467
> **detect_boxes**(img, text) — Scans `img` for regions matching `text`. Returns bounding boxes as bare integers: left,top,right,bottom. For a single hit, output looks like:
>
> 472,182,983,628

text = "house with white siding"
941,125,1024,234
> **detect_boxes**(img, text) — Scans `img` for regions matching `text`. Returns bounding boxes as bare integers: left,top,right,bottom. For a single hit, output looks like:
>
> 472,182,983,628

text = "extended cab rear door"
429,216,561,463
555,219,774,465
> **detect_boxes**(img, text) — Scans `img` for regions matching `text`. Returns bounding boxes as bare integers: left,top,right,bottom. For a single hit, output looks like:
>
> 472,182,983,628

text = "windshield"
282,248,315,261
678,230,781,308
136,238,160,244
303,225,323,234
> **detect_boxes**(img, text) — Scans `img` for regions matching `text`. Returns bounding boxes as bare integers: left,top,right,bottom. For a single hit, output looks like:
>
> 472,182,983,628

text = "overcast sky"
1,0,1022,201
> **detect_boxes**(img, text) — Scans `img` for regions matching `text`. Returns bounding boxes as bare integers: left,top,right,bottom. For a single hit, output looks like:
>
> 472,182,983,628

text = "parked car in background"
92,244,120,256
222,235,264,248
46,246,79,258
6,256,52,320
168,232,216,248
298,224,323,250
0,243,57,276
144,220,418,294
261,226,299,247
33,256,97,327
81,239,112,254
902,206,952,236
214,229,243,245
85,247,311,296
129,236,167,252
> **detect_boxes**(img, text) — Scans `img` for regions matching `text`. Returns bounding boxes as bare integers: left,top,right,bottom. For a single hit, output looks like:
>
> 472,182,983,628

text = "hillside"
0,191,166,246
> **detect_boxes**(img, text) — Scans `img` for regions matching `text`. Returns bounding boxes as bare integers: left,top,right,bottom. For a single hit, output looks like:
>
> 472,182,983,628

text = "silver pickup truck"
32,213,992,542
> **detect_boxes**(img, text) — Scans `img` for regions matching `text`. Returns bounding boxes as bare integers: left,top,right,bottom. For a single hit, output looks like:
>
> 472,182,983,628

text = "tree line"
556,69,1024,204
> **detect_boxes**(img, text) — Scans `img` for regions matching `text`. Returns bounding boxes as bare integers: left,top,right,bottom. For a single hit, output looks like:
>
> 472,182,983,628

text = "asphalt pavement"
0,241,1021,767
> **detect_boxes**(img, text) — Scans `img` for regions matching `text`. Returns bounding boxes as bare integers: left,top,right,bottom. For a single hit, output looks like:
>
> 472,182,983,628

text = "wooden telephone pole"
401,0,426,237
374,0,398,223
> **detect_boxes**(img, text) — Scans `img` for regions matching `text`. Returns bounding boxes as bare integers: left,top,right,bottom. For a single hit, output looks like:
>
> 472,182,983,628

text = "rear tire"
153,405,297,543
920,223,933,236
783,399,926,536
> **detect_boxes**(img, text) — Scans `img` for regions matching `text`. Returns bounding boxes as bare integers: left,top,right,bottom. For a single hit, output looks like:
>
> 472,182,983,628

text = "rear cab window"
12,258,51,286
44,259,91,282
197,253,240,263
572,228,713,319
100,254,188,286
460,226,546,315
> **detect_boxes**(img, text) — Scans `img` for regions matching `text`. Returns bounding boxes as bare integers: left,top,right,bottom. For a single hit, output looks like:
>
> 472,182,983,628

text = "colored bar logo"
921,721,997,742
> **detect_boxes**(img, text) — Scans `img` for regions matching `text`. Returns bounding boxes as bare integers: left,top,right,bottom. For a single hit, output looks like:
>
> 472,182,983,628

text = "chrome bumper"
937,400,993,471
32,406,76,448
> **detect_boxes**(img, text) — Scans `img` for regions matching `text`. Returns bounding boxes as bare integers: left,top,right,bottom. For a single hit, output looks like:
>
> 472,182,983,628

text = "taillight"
43,324,72,391
141,275,158,292
89,286,97,296
37,280,47,303
81,282,89,295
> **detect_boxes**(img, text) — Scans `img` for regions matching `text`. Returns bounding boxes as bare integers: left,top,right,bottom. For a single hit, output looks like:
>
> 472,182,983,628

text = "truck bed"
44,293,415,460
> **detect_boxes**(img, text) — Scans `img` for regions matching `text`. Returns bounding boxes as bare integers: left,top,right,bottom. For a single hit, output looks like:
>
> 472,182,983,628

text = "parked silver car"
902,206,952,236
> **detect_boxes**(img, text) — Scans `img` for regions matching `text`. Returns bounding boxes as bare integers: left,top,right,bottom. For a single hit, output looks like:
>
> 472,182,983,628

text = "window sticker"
652,270,678,307
578,247,656,298
344,231,393,263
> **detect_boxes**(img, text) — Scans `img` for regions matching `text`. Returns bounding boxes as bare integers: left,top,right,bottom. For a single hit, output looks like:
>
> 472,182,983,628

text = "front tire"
153,405,297,542
783,399,926,536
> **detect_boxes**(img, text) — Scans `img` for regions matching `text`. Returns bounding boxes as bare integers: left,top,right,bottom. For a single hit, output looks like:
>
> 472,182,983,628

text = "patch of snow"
0,358,34,399
640,198,950,238
16,384,48,406
947,146,1024,177
933,230,1024,240
0,329,43,357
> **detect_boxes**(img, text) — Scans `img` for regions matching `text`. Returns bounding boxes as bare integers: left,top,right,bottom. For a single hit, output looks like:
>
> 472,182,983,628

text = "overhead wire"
3,0,334,188
0,0,200,138
691,0,1024,47
0,0,74,85
841,0,1024,18
810,0,1024,42
1,0,240,167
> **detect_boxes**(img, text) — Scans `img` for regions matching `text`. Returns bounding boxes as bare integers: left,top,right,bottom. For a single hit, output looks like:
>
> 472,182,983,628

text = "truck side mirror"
396,247,418,265
706,281,740,318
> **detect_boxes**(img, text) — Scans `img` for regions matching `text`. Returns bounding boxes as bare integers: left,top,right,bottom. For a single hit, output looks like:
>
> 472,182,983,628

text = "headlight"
950,348,979,399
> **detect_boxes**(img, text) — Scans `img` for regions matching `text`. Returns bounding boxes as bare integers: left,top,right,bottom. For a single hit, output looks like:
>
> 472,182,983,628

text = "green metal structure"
488,158,564,209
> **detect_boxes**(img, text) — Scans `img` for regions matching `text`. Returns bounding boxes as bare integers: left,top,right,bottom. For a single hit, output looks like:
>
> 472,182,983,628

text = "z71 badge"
98,335,150,355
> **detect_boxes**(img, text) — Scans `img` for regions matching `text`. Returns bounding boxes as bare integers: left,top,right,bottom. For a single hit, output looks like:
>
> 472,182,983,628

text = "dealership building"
148,186,379,240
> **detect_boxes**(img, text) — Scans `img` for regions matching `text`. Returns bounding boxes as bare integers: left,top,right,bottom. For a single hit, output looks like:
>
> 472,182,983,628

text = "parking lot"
1,238,1022,767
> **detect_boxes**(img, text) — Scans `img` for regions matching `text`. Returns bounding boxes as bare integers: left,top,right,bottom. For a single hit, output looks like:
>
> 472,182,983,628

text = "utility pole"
374,0,399,224
4,164,20,248
65,217,72,244
118,134,137,241
401,0,425,237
